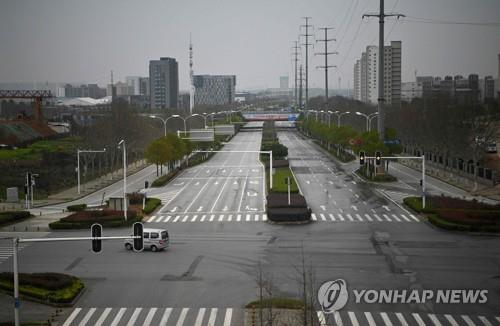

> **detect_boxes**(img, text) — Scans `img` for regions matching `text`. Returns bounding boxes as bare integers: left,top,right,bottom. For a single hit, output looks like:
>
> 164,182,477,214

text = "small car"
124,228,169,252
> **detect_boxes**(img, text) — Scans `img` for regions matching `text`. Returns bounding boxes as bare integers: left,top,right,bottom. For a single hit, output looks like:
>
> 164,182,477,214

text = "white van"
124,228,169,252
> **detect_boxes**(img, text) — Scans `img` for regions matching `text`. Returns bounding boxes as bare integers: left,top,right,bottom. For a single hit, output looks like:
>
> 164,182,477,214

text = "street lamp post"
368,114,378,131
149,115,167,136
332,111,351,127
77,148,106,194
117,140,127,221
355,112,378,131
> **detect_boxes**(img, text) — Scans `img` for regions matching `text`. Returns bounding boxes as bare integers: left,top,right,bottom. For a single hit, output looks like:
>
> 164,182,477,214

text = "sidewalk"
0,160,150,211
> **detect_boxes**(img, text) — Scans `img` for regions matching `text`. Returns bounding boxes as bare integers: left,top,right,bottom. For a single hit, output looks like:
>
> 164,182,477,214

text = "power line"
402,16,500,26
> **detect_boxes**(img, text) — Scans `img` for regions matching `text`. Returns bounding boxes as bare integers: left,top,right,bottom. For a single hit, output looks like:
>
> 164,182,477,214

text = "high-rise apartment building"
126,76,141,95
193,75,236,107
139,77,150,96
353,41,402,105
149,57,179,109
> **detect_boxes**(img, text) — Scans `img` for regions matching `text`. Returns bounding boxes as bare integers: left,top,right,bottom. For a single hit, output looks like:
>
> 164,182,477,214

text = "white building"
401,82,423,102
353,41,402,105
126,76,141,95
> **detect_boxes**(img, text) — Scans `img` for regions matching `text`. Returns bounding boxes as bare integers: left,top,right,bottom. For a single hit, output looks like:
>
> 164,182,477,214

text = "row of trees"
144,134,192,176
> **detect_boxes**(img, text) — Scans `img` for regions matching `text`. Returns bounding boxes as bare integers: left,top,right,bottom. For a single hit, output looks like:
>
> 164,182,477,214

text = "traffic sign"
383,139,400,145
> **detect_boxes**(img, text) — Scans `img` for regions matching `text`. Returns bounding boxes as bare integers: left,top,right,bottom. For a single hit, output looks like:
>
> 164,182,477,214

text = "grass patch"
0,211,31,227
0,273,84,305
268,167,299,193
143,198,161,215
246,297,305,310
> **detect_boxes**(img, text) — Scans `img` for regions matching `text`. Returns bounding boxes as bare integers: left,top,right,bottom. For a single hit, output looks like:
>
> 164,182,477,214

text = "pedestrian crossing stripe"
0,243,30,264
60,307,500,326
144,212,420,223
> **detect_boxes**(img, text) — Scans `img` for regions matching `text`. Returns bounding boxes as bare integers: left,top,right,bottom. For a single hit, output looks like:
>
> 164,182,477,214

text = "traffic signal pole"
10,228,143,326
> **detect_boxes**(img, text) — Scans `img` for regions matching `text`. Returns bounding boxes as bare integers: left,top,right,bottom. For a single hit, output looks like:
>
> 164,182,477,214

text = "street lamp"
117,139,127,221
186,113,206,129
332,111,351,127
355,111,379,131
77,148,106,194
149,115,167,137
170,114,187,134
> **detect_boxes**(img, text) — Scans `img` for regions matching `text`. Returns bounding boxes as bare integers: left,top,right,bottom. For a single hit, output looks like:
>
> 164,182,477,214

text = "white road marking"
182,215,189,222
223,308,232,326
171,207,178,212
409,214,419,222
351,205,358,211
329,180,333,184
95,308,112,326
159,308,172,326
478,316,493,326
173,215,180,223
176,308,189,326
320,205,326,211
110,308,126,326
126,308,142,326
194,308,206,326
320,214,326,221
62,308,81,326
392,214,402,222
354,194,360,198
348,311,360,326
78,308,96,326
349,188,353,192
380,312,393,326
197,206,203,212
395,313,409,326
228,214,233,221
383,205,390,211
346,214,354,222
355,214,363,221
329,214,336,221
200,215,206,222
209,214,215,222
223,206,229,211
246,214,251,221
373,214,382,221
364,312,377,326
334,311,344,326
364,214,373,221
255,214,259,221
208,308,218,326
461,315,476,326
428,314,442,326
249,180,259,184
444,315,459,326
382,214,392,221
219,214,224,221
400,214,411,222
195,181,200,186
352,180,357,184
143,308,157,326
311,213,317,221
237,214,241,221
147,216,156,223
412,313,426,326
191,215,198,222
317,311,327,325
337,214,345,221
263,214,267,221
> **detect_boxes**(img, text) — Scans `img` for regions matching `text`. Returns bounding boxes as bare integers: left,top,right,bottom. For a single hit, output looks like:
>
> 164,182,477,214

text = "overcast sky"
1,0,499,91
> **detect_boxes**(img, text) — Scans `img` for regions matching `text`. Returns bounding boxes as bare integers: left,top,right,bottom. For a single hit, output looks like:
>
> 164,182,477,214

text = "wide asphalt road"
1,128,499,325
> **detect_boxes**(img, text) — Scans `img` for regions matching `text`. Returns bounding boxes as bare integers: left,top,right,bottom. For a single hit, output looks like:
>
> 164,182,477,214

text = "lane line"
223,308,233,326
478,316,493,326
126,308,142,326
380,312,393,326
194,308,206,326
364,312,377,326
392,214,402,222
395,312,409,326
143,308,157,326
62,308,81,326
462,315,475,326
348,311,360,326
364,213,373,222
428,314,442,326
176,308,189,326
444,314,459,326
78,307,96,326
208,308,218,326
110,308,126,326
412,313,426,326
159,308,172,326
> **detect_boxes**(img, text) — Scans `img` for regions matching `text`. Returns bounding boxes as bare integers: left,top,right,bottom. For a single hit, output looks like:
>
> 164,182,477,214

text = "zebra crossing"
61,307,237,326
316,310,500,326
381,189,416,204
0,243,29,265
148,190,179,204
145,212,419,224
146,213,267,223
60,307,500,326
310,212,420,223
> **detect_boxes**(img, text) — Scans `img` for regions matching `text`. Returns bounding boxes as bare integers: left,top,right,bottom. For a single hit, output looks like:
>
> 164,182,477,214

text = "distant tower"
189,34,195,115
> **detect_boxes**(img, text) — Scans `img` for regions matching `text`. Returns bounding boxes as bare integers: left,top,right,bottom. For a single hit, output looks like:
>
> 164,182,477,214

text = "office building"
139,77,150,96
280,76,289,90
353,41,402,105
401,82,423,102
193,75,236,107
126,76,141,95
149,57,179,109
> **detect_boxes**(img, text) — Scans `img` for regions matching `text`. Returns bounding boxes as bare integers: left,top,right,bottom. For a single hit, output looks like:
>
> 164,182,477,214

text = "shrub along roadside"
0,272,84,306
355,168,397,182
151,168,181,187
66,204,87,212
49,210,141,230
143,198,161,215
404,196,500,232
0,211,31,227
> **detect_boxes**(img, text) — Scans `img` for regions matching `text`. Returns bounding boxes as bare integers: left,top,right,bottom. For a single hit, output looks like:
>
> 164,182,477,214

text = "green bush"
0,211,31,226
246,297,305,309
49,214,141,230
66,204,87,212
427,214,500,233
356,168,397,182
0,272,73,290
151,169,180,187
0,273,84,304
143,198,161,214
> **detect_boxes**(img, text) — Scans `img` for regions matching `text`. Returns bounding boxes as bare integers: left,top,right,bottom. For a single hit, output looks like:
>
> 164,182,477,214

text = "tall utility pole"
298,64,304,109
189,33,194,115
300,17,313,110
292,41,301,106
315,27,337,103
363,0,404,140
110,70,114,102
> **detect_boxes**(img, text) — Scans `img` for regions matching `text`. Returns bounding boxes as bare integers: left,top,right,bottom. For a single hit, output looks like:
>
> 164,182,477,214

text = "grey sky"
1,0,499,91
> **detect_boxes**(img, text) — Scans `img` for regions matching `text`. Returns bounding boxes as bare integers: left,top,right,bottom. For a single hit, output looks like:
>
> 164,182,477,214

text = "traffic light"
27,172,32,186
91,223,102,253
375,151,382,166
359,151,365,165
133,222,144,252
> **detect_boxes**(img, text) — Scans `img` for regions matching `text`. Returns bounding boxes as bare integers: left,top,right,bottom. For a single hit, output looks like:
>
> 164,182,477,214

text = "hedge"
267,207,311,222
49,210,141,229
143,198,161,215
267,193,307,208
0,273,72,291
151,168,180,187
0,273,84,304
246,297,305,309
428,214,500,233
0,211,31,226
355,168,397,182
66,204,87,212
